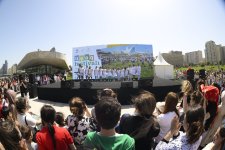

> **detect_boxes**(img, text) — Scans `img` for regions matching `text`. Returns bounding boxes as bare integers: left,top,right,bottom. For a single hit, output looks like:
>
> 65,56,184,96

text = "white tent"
153,53,174,79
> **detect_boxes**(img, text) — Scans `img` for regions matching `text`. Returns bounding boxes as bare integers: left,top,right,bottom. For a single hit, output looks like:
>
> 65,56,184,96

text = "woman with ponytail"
156,106,205,150
36,105,76,150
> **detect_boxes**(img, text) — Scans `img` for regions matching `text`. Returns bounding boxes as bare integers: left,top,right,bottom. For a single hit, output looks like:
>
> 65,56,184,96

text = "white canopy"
153,53,174,79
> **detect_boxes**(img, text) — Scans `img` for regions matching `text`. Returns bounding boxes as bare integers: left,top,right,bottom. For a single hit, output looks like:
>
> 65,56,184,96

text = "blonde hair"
181,80,193,95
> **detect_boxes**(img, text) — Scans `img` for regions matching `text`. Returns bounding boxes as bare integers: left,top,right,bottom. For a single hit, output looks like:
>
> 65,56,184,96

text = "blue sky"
0,0,225,67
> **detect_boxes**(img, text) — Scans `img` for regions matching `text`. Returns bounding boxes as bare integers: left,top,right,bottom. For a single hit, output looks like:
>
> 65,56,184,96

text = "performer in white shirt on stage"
107,69,113,81
120,68,125,81
112,68,117,81
78,64,84,79
99,67,103,80
124,67,129,81
94,66,99,79
102,68,107,80
116,68,121,81
131,65,137,80
137,64,141,80
84,66,89,79
88,66,93,79
128,66,133,81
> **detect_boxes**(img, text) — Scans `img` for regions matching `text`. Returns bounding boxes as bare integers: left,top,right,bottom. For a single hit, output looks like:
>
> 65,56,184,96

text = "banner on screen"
72,44,153,79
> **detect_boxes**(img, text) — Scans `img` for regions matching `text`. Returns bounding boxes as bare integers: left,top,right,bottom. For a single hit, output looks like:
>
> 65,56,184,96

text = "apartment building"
205,41,224,64
162,51,184,67
184,50,203,65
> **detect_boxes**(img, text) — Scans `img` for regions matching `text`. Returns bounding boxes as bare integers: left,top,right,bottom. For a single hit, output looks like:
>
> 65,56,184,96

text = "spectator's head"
100,88,117,100
40,105,57,149
190,91,204,106
212,82,221,93
181,80,193,95
95,97,121,129
0,120,25,150
163,92,179,116
183,106,204,144
213,125,225,149
133,91,156,117
1,106,11,120
55,112,66,127
196,79,205,92
69,97,86,117
19,125,32,142
16,97,30,113
40,105,56,125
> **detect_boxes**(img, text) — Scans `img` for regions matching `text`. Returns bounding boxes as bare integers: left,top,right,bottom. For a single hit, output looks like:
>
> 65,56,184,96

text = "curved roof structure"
18,50,69,70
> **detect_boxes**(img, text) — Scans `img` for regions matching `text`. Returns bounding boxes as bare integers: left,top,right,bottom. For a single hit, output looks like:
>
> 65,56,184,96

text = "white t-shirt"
137,66,141,75
94,68,99,76
17,112,37,128
221,90,225,104
155,111,178,143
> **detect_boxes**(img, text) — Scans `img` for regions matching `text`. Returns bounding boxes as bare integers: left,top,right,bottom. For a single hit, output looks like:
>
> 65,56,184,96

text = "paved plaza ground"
27,95,135,118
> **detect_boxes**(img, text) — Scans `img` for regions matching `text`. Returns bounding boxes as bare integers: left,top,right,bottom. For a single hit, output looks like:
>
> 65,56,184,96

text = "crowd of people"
1,68,225,149
0,73,67,94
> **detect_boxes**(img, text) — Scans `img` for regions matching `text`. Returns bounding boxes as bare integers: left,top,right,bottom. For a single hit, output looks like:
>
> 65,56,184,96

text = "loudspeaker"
80,81,92,88
138,79,153,88
199,69,206,79
187,69,194,80
29,84,37,98
29,74,35,84
121,81,133,88
61,80,74,88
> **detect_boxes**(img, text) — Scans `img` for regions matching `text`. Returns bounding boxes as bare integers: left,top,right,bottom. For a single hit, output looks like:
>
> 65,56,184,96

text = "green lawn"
177,65,225,72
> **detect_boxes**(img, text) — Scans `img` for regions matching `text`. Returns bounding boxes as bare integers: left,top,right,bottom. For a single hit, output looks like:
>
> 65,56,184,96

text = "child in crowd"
66,97,97,149
55,112,67,128
20,125,38,150
36,105,76,150
83,97,135,150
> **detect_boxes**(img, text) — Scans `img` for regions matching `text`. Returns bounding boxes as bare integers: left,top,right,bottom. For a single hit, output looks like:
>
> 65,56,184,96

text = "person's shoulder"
66,114,75,120
121,113,131,118
85,131,97,141
87,131,97,137
119,133,134,140
117,134,135,148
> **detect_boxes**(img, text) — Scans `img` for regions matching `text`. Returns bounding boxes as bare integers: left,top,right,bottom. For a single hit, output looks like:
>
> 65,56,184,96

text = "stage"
37,77,182,105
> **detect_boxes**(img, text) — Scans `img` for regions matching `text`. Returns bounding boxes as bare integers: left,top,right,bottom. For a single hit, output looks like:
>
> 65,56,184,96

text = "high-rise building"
8,64,18,75
222,46,225,64
205,41,224,64
0,60,8,75
184,50,203,65
162,51,184,67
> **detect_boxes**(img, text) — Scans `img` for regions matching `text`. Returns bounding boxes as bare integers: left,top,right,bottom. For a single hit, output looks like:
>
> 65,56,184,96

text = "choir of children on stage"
77,65,141,81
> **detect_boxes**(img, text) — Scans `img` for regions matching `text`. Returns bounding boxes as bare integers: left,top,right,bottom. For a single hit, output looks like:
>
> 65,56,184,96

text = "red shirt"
36,125,74,150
